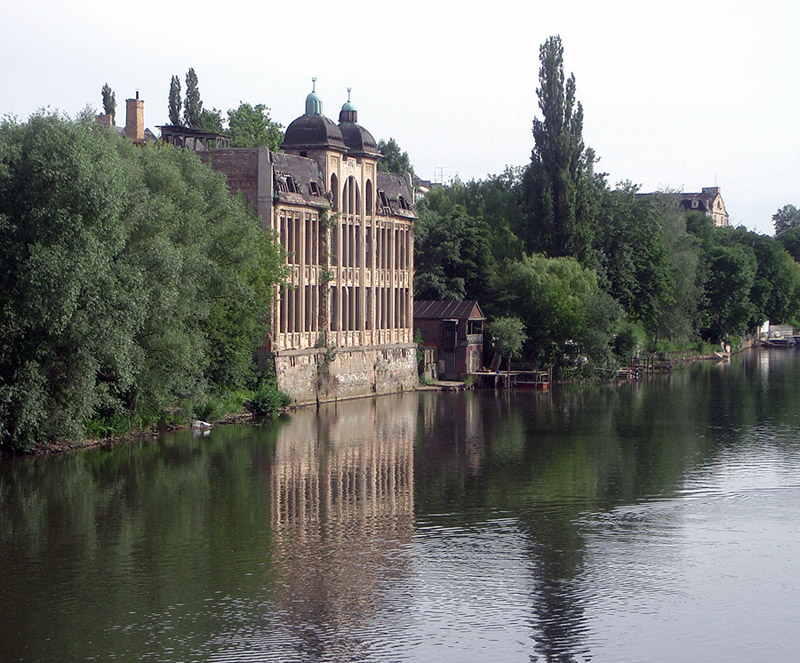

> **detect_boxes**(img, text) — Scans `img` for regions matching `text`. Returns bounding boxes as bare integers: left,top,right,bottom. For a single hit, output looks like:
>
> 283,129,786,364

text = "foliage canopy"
413,35,800,373
377,138,415,177
228,103,284,150
0,113,285,452
523,35,596,264
168,75,181,126
101,83,116,120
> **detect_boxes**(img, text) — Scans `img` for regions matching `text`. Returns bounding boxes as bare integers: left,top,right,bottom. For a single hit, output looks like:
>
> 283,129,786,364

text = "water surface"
2,349,800,661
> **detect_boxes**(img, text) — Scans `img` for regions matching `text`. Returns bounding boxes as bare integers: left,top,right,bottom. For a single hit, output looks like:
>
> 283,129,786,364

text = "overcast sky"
3,0,797,234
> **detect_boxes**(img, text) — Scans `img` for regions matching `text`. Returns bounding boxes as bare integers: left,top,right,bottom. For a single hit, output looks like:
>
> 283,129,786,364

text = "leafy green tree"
594,183,672,331
0,113,139,450
685,213,800,338
414,182,496,303
437,168,526,264
493,253,621,375
522,35,597,264
183,67,203,128
101,83,116,121
777,225,800,262
228,102,284,150
773,204,800,235
490,316,527,373
728,229,800,329
168,75,182,126
0,113,284,452
377,138,415,177
196,108,224,134
653,199,702,346
701,244,757,341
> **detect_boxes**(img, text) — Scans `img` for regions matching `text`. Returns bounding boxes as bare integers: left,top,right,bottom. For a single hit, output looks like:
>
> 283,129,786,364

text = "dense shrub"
0,113,284,451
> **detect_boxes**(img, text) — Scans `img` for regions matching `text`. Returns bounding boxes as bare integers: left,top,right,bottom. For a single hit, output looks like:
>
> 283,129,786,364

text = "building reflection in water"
269,394,416,658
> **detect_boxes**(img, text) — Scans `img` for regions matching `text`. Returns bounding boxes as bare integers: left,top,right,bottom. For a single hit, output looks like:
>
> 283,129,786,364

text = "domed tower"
337,88,381,160
282,79,347,181
267,82,417,404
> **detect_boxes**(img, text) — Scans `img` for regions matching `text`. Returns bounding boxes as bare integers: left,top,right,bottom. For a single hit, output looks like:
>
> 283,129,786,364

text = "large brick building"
198,86,418,403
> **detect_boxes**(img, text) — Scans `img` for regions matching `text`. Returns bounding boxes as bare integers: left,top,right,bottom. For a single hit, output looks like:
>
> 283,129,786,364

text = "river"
2,348,800,662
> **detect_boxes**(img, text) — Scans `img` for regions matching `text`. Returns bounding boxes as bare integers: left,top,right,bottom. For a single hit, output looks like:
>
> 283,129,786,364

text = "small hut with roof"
414,300,485,380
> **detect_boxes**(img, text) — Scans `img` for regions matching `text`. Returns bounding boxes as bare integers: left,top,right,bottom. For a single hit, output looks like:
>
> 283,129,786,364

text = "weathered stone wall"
274,343,418,404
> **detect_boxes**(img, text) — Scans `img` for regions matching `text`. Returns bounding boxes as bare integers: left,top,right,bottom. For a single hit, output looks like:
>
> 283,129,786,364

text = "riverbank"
2,411,266,458
5,338,762,458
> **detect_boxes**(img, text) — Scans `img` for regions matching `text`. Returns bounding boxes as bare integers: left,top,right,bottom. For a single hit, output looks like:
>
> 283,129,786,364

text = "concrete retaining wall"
274,343,418,404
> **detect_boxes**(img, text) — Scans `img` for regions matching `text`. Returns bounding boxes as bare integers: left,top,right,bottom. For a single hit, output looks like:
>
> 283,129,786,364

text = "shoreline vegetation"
10,339,759,459
4,36,800,455
0,113,289,455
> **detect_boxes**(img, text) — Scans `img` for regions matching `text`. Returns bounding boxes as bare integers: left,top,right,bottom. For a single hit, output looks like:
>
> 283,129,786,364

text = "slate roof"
376,172,416,219
339,121,380,158
271,152,328,208
636,188,719,210
414,300,484,320
282,113,347,153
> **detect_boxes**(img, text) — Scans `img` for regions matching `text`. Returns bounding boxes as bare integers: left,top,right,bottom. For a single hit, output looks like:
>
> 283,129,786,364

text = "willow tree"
490,316,527,374
523,35,597,265
0,113,284,452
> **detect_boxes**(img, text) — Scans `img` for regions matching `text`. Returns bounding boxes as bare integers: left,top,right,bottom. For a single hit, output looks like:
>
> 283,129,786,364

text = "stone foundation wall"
274,343,418,404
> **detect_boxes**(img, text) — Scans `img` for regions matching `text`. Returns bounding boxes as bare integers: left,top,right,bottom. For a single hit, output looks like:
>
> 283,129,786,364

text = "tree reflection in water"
3,350,800,661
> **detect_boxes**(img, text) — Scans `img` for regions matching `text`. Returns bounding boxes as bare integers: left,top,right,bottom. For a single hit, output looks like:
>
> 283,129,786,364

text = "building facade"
200,87,418,403
636,186,730,227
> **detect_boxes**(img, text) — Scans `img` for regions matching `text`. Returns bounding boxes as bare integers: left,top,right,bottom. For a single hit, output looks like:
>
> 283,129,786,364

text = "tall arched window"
365,179,373,216
330,173,339,212
344,176,360,216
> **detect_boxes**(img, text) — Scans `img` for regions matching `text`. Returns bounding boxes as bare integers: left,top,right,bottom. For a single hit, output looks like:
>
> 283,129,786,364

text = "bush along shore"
0,114,288,455
3,381,293,457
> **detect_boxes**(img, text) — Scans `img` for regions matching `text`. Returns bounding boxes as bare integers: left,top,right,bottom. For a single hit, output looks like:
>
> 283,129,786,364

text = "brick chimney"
125,91,144,142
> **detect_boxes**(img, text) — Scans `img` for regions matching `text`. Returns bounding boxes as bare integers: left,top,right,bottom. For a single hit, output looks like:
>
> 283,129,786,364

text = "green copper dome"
339,88,358,123
305,78,323,115
305,90,322,115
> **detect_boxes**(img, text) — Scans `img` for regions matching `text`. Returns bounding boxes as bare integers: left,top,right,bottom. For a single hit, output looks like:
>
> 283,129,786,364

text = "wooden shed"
414,300,484,380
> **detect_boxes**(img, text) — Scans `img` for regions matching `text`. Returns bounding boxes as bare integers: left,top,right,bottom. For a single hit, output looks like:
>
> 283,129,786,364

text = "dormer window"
308,181,321,196
275,171,299,194
378,190,391,215
691,199,699,209
398,195,410,211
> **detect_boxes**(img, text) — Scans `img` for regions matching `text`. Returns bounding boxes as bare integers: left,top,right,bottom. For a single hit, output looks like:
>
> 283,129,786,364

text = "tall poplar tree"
183,68,203,128
101,83,116,121
523,35,597,265
168,75,182,126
